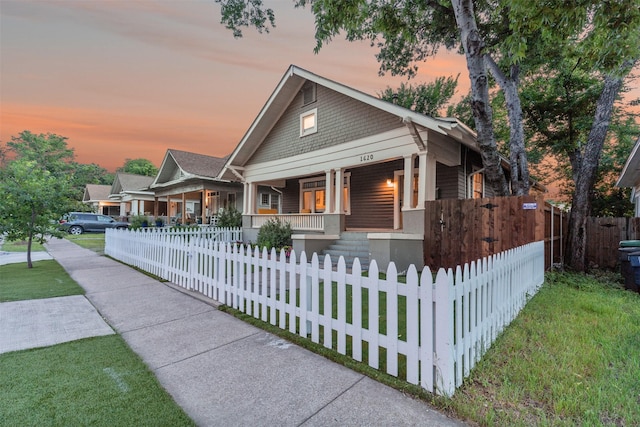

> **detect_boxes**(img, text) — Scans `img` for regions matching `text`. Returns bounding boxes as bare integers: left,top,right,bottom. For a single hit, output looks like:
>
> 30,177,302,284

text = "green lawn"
64,233,106,253
0,260,84,302
1,239,45,252
0,335,194,426
449,271,640,426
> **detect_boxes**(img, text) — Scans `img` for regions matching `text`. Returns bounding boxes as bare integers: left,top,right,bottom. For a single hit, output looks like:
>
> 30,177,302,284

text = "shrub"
129,215,149,230
216,206,242,228
256,218,292,251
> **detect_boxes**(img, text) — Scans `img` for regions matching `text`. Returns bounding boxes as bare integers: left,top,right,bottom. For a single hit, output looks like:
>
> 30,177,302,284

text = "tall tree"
117,158,158,177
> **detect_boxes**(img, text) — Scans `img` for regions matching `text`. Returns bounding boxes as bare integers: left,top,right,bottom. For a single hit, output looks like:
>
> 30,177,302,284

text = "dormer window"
300,108,317,136
302,81,316,105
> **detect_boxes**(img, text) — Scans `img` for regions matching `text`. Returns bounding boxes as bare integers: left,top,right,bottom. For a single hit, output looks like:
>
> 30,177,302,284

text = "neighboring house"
108,172,155,219
82,184,119,216
150,149,243,225
616,136,640,216
220,65,511,271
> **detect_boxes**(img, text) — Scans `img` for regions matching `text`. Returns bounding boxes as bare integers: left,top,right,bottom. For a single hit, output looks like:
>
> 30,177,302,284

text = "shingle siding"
248,84,402,164
435,163,461,199
346,161,401,229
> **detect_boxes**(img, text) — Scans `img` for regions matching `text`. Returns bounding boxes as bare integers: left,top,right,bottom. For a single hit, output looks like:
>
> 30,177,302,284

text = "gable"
155,155,182,184
247,84,402,165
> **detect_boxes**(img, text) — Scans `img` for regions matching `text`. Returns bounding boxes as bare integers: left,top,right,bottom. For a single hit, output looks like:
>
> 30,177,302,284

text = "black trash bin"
619,240,640,291
628,252,640,293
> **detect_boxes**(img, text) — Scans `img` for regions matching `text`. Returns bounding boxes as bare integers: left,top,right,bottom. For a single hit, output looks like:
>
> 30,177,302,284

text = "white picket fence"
126,226,242,241
105,228,544,396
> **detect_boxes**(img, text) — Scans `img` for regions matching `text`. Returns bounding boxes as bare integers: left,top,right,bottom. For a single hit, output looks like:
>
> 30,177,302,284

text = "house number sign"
522,202,537,210
360,154,374,162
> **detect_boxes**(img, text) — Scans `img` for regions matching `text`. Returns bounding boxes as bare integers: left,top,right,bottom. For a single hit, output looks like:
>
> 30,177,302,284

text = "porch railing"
251,214,324,231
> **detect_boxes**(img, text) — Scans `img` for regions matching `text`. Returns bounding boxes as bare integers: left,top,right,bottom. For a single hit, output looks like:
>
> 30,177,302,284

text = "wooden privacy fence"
586,217,640,269
105,229,545,397
424,195,566,270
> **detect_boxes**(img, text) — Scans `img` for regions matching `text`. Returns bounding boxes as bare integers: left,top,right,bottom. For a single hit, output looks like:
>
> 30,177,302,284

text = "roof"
83,184,111,202
221,64,477,175
166,149,227,178
111,172,154,195
617,136,640,188
151,149,229,189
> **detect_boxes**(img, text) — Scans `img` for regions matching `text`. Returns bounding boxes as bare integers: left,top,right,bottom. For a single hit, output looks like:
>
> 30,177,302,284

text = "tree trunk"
27,206,35,269
565,72,626,271
451,0,509,196
485,58,530,195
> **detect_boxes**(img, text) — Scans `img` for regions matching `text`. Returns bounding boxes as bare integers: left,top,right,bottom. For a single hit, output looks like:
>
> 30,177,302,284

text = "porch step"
321,232,370,270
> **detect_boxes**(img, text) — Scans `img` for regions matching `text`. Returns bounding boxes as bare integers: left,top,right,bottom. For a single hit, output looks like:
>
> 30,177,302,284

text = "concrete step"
321,232,370,270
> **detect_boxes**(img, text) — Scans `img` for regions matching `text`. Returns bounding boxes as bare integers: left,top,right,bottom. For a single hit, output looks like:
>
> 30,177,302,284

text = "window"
300,108,317,136
300,174,350,214
261,193,270,206
302,81,316,105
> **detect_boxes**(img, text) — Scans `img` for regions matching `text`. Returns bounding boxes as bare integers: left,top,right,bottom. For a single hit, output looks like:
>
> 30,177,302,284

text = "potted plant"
155,217,164,227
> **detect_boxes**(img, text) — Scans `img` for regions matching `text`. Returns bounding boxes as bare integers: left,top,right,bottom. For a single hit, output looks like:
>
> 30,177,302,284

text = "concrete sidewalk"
40,237,465,426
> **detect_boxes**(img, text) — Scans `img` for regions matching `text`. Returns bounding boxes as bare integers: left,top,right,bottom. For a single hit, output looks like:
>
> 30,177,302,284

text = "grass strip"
65,233,106,253
0,260,84,302
0,335,194,426
1,240,45,252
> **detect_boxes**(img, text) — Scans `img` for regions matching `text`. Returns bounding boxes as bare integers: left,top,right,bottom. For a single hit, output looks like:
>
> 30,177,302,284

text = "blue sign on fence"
522,202,538,210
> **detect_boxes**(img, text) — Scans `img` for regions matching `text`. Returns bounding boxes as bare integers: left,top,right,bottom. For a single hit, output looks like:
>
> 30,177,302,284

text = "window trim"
299,173,351,214
300,108,318,137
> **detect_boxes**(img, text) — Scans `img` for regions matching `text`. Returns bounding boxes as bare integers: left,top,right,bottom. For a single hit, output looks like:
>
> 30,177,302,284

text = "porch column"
154,197,159,217
201,190,206,224
335,168,343,213
181,193,187,225
417,152,427,206
325,169,334,214
403,155,414,209
246,182,257,215
243,183,250,215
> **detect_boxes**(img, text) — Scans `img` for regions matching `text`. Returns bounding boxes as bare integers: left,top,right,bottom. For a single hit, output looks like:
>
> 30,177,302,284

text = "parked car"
59,212,129,235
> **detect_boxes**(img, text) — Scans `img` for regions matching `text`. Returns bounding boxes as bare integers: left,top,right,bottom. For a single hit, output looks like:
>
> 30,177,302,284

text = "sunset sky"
0,0,467,172
2,1,637,175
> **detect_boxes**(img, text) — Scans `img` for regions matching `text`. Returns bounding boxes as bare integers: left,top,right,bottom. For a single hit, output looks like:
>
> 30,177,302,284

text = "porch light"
387,179,393,187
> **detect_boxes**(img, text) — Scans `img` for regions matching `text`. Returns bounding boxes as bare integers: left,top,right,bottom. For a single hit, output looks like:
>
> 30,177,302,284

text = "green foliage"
6,130,75,174
0,158,71,254
378,75,459,117
256,218,292,251
129,215,150,229
215,0,276,38
117,158,158,177
216,206,242,228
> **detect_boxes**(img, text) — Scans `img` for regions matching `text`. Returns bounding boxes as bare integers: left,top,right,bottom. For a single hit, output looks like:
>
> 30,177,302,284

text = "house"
108,172,155,219
220,65,506,271
150,149,243,225
616,136,640,216
82,184,119,216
